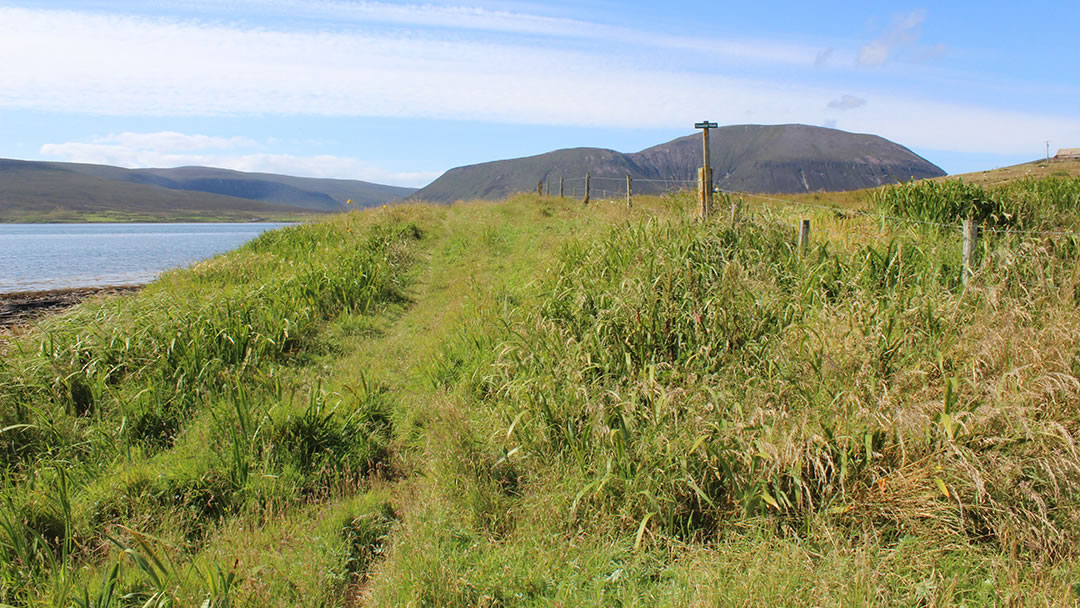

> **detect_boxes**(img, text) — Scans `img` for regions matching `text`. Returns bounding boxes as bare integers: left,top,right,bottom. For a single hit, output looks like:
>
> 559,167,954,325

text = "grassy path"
185,198,595,605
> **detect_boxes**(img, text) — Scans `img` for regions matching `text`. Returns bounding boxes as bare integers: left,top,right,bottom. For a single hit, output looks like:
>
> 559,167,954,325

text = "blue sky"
1,0,1077,187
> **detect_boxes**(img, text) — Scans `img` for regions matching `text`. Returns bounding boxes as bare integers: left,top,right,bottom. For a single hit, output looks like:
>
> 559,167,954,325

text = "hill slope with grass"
62,164,417,211
0,159,313,222
2,173,1080,606
933,155,1080,187
413,124,945,202
0,159,417,222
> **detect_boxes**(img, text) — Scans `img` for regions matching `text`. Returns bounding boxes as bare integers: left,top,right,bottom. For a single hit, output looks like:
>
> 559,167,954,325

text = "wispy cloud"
857,10,928,67
92,132,255,151
132,0,824,66
826,95,867,110
814,48,834,68
39,132,438,186
913,42,948,63
0,7,819,124
4,6,1079,160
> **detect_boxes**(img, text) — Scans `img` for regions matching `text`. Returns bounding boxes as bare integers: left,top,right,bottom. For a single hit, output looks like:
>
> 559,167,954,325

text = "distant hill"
59,164,417,212
0,159,307,222
412,124,946,203
0,159,417,222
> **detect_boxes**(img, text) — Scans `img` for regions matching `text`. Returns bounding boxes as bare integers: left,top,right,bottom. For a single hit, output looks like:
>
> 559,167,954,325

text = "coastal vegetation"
3,169,1080,605
872,174,1080,228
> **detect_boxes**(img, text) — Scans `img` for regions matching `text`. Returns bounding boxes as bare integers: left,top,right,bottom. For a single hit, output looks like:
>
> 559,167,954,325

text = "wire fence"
544,172,1080,239
722,189,1080,238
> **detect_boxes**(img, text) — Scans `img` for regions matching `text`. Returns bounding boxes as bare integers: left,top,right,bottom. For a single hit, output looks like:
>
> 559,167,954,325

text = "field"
3,171,1080,606
935,157,1080,187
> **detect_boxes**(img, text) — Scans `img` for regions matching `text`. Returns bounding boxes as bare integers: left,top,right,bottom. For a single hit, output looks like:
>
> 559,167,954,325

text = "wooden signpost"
695,121,717,220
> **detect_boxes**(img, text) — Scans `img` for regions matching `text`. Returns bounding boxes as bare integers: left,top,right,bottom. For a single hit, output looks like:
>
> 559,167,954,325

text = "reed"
871,174,1080,230
0,212,420,605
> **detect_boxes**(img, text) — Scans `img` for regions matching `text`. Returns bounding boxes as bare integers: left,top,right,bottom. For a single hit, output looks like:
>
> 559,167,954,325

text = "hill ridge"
59,162,417,211
413,123,945,202
0,158,418,222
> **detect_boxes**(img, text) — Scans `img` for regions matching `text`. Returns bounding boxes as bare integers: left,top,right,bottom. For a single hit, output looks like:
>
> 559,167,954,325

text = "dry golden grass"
941,158,1080,187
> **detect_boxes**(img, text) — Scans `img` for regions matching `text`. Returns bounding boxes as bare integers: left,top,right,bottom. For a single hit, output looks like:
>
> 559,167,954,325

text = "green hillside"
63,164,417,211
0,159,317,222
0,159,417,222
3,174,1080,605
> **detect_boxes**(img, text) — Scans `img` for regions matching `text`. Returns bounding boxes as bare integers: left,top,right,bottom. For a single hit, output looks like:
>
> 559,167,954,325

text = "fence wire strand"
548,174,1080,238
720,189,960,229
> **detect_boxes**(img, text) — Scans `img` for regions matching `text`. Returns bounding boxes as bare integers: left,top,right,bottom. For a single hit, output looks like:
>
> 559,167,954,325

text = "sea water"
0,223,294,293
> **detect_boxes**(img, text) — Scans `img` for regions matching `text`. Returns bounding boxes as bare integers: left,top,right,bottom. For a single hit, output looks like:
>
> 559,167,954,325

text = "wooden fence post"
537,180,543,196
626,174,632,208
798,219,811,253
698,168,713,220
559,176,564,198
962,217,977,285
583,172,591,205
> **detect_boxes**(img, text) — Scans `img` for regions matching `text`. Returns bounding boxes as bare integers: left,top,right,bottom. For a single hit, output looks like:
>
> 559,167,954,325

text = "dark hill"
61,165,416,211
421,148,644,202
0,159,419,222
0,159,311,222
412,124,945,202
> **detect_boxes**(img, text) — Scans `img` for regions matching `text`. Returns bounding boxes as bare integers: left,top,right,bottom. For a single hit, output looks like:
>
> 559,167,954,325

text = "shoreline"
0,218,304,224
0,285,143,330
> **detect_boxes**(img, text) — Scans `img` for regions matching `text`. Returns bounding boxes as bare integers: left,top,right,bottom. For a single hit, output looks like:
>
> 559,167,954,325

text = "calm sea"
0,223,295,293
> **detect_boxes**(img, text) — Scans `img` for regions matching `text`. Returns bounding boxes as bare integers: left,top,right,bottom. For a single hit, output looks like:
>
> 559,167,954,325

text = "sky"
0,0,1077,187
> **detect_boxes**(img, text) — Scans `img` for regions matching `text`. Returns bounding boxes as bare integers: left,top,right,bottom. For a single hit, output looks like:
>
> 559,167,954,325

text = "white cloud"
40,133,438,186
222,154,441,186
826,97,1080,161
4,6,1080,162
94,132,256,151
0,6,814,126
151,0,823,66
856,42,891,68
857,10,927,67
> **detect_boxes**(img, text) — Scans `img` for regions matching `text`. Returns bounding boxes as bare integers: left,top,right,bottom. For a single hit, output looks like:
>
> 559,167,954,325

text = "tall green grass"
872,175,1080,230
0,214,419,606
4,180,1080,605
388,186,1080,603
477,220,965,536
0,219,417,466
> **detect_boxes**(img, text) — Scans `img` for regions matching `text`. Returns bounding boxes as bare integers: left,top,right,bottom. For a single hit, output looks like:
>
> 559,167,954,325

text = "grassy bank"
2,179,1080,605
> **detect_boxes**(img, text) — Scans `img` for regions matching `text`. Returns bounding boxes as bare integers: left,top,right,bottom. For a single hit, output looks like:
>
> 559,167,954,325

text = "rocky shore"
0,285,142,330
